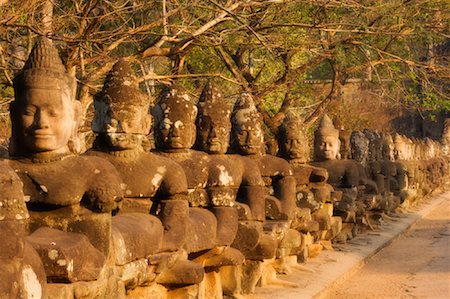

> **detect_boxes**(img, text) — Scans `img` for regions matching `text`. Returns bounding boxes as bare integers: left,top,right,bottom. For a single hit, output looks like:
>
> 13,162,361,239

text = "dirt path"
324,198,450,299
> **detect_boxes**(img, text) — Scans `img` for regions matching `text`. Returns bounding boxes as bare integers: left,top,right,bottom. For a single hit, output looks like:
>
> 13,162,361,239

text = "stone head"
314,114,340,161
196,82,231,154
230,93,264,155
350,131,369,164
278,111,310,162
10,38,81,157
364,129,382,162
92,59,151,150
153,85,198,151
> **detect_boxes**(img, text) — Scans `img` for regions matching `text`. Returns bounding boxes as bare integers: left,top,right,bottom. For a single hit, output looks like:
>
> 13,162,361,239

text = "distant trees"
0,0,448,138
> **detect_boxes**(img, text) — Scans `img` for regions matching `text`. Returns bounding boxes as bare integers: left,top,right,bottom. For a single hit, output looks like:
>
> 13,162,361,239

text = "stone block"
326,216,342,240
296,190,320,212
167,284,200,299
219,265,242,297
28,206,111,256
156,258,204,286
127,283,167,299
191,246,244,268
307,243,323,258
241,260,263,294
111,213,163,265
184,208,217,253
265,195,283,220
232,221,262,253
310,184,333,203
210,206,238,246
118,259,157,290
27,227,105,282
198,271,222,299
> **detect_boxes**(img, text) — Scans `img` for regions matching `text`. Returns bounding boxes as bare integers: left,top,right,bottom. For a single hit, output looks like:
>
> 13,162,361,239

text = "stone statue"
278,112,341,256
88,60,205,291
153,84,223,249
231,93,297,221
195,82,278,294
195,82,267,223
90,59,189,252
230,93,302,287
153,84,245,295
311,114,361,228
8,38,123,284
0,161,47,298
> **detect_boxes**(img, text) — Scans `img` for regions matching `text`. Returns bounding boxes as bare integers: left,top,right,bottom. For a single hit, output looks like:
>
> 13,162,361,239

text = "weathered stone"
126,283,167,299
156,258,204,286
27,205,112,256
231,94,296,221
9,38,123,261
167,284,200,299
90,60,189,253
184,207,217,252
0,161,46,299
118,259,157,289
27,227,105,282
111,213,164,265
240,260,263,294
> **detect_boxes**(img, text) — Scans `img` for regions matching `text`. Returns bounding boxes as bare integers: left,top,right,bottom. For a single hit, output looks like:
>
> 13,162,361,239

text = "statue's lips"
207,139,221,146
168,137,183,147
31,132,54,139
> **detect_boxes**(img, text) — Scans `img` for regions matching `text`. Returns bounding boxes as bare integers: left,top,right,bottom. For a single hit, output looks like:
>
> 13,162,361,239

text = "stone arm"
157,160,189,200
153,160,189,251
341,160,361,188
236,156,266,221
272,175,297,220
84,157,124,213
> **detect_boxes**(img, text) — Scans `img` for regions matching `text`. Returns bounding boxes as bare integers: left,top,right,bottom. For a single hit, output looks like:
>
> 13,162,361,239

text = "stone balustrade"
1,38,448,299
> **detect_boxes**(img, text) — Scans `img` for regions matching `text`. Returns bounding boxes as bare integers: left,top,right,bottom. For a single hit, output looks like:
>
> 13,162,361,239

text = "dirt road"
324,197,450,299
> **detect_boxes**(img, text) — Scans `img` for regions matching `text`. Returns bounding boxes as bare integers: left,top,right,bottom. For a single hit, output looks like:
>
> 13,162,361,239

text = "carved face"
316,135,340,161
281,125,309,161
102,106,150,150
197,115,230,154
157,117,196,150
235,122,264,155
16,88,75,154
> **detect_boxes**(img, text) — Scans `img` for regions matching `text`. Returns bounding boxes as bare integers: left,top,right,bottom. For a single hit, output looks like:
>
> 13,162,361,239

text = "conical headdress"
92,59,150,133
231,93,262,129
97,59,148,109
197,82,231,120
153,84,197,124
314,114,339,138
13,37,75,96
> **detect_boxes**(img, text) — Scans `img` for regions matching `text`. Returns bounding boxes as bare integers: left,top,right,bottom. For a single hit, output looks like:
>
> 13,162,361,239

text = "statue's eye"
23,106,36,116
48,109,59,117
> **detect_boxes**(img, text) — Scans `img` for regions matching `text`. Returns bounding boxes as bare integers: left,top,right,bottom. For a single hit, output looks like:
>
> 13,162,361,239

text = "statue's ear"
72,100,82,130
68,100,83,153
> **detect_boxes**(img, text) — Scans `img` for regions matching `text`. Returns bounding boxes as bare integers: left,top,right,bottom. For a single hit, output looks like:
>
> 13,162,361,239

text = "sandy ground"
324,198,450,299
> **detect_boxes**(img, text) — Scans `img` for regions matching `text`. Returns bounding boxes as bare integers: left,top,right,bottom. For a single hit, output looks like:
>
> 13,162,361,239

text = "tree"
0,0,448,143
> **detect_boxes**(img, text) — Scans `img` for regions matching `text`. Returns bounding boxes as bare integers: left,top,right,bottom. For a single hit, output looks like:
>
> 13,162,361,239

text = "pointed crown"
231,93,262,128
153,84,197,124
314,114,339,138
13,37,75,95
97,59,148,109
197,82,231,120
